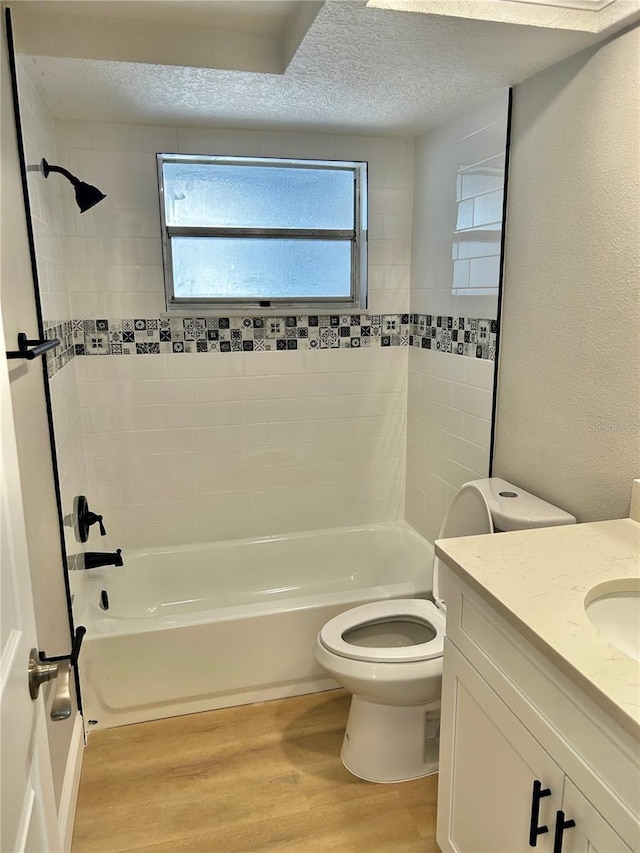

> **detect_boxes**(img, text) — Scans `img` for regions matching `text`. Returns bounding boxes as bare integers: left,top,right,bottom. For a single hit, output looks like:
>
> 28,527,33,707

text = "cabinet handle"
552,810,576,853
529,780,552,846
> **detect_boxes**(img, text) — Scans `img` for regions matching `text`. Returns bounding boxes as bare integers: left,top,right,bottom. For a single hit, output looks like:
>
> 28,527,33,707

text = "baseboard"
58,712,85,853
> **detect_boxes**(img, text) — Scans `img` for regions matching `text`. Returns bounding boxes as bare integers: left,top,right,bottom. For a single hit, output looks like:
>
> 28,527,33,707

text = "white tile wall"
42,120,414,550
16,58,91,599
78,349,407,548
16,58,70,326
405,91,506,543
54,120,414,318
405,348,493,543
21,66,502,554
411,89,508,320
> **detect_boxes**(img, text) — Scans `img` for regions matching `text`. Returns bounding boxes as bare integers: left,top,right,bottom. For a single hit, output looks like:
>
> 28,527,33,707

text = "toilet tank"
472,478,577,531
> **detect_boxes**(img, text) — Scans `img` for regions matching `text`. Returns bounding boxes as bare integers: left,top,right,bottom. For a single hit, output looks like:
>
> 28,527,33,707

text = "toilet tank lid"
469,478,577,531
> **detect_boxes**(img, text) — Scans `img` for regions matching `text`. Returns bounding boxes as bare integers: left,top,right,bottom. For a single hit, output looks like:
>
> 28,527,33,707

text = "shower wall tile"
406,347,493,544
257,131,337,160
87,122,178,153
68,149,160,210
15,58,92,612
55,119,414,320
177,127,261,157
410,89,508,323
462,412,493,448
166,352,246,379
405,91,506,543
78,264,164,293
451,383,493,420
76,348,408,550
73,208,160,239
34,111,501,553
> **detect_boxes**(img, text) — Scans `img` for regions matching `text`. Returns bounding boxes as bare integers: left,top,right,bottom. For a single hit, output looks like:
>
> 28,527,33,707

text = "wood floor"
72,689,439,853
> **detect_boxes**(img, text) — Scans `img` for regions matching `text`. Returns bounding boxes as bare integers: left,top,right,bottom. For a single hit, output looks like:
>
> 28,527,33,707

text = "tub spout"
83,549,123,569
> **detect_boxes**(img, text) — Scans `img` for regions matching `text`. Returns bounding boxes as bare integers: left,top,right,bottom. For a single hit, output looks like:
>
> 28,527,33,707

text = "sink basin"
585,579,640,661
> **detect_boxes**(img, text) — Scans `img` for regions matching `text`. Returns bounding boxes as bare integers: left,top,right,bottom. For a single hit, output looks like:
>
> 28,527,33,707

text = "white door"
0,317,61,851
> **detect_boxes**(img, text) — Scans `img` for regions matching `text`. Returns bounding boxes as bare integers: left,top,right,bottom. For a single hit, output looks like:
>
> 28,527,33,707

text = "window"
157,154,367,313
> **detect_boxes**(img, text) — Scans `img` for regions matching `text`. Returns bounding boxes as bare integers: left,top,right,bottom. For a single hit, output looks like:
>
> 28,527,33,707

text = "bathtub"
78,521,433,729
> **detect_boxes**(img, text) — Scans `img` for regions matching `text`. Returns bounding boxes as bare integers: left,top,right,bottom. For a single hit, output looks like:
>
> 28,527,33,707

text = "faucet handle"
74,496,107,541
86,511,106,536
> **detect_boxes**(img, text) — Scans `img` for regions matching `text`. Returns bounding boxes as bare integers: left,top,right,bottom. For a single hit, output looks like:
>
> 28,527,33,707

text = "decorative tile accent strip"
73,314,412,355
44,320,75,379
410,314,497,360
43,313,497,377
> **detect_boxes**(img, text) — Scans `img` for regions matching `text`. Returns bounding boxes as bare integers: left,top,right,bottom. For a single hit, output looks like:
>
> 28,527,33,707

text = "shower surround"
18,52,503,571
17,59,503,737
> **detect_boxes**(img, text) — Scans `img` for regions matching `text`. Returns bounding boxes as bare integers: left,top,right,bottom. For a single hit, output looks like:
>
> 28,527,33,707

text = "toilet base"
340,695,440,783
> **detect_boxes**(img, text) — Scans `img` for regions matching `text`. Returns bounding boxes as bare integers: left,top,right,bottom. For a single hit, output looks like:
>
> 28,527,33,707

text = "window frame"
156,153,368,315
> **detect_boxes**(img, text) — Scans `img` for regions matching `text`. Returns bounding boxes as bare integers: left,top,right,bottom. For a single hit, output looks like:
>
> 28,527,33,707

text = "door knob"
28,648,72,721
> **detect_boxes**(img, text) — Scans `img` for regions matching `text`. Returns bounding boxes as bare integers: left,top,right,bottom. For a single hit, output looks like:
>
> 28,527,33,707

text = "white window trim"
157,154,368,315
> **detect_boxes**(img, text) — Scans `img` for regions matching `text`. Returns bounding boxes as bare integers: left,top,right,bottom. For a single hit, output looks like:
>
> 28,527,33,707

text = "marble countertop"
435,518,640,737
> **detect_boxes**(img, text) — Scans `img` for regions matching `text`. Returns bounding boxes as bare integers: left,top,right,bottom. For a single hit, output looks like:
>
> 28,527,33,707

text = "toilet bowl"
314,477,576,783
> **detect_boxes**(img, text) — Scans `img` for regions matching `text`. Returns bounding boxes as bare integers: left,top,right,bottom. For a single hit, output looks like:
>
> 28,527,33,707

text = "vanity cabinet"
436,571,639,853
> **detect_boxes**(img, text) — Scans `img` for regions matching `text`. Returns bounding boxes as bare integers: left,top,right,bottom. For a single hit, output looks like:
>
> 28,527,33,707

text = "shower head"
40,158,106,213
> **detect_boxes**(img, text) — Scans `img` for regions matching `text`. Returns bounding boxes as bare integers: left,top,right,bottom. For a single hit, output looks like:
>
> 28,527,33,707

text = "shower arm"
40,159,80,186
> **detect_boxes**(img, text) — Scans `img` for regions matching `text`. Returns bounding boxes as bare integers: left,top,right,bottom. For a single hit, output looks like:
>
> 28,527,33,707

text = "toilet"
314,478,576,783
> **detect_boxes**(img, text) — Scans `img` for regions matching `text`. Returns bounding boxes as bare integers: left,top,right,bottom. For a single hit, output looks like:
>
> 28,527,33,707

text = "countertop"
435,518,640,737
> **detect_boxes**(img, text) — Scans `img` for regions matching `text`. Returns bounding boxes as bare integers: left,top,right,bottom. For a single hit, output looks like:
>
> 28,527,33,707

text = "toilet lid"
319,599,445,663
434,481,494,605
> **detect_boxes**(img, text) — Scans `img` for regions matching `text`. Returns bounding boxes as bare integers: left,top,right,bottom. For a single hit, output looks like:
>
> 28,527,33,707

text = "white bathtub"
78,522,433,729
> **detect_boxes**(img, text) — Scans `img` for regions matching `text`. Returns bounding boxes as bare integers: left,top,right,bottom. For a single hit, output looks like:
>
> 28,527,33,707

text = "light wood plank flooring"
72,689,439,852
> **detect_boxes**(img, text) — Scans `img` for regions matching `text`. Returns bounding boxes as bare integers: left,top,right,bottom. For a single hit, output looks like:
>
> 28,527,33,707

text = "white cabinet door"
560,778,634,853
438,640,564,853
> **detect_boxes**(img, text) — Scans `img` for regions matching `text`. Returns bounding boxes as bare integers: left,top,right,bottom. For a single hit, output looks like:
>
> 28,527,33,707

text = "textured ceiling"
14,1,304,35
16,0,614,135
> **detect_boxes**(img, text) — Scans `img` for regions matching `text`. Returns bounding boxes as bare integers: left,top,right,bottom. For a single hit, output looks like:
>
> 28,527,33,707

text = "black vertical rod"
488,86,514,476
4,7,83,713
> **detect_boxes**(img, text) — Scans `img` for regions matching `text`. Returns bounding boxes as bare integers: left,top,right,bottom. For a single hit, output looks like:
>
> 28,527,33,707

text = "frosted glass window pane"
164,163,354,229
172,238,352,300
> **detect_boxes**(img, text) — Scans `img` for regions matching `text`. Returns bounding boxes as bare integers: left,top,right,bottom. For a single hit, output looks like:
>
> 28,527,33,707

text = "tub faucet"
83,549,123,570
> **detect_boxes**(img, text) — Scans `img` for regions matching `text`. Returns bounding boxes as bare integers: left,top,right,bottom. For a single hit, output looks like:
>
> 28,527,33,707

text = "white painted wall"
494,24,640,521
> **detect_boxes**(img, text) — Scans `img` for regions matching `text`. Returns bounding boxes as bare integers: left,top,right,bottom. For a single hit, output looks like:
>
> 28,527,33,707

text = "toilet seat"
319,599,445,663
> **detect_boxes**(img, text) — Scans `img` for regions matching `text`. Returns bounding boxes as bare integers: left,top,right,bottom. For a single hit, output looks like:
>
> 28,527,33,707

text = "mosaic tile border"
43,313,497,379
409,314,497,361
73,314,412,357
44,320,75,380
